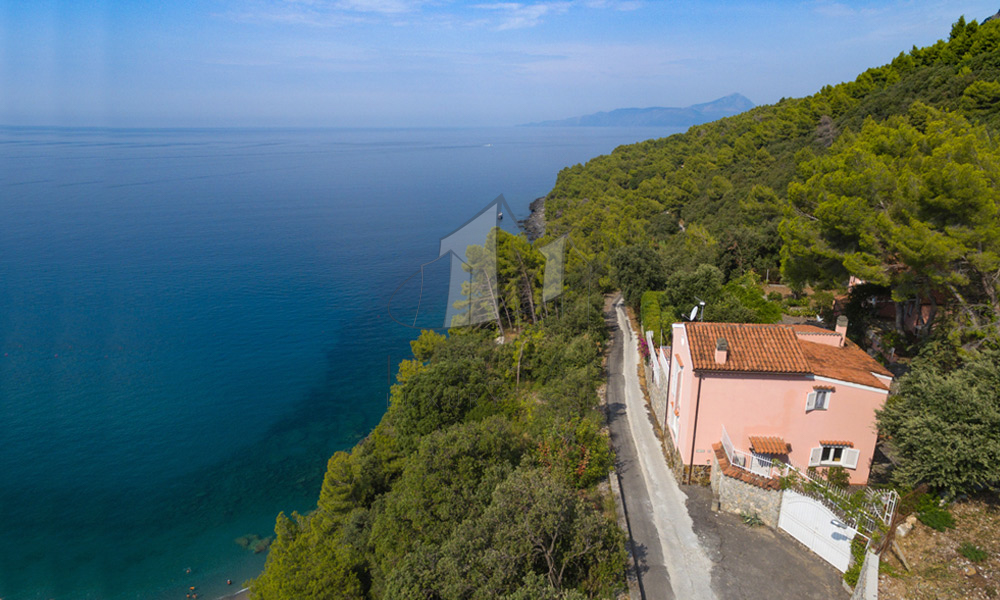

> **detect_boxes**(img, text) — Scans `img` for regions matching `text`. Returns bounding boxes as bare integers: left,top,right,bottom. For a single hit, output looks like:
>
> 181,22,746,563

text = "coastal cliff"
518,196,546,242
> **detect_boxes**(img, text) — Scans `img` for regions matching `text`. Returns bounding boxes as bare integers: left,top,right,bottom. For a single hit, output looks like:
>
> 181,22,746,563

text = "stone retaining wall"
710,445,783,528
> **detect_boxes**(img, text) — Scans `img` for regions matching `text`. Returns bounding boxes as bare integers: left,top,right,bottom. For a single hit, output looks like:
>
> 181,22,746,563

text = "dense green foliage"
252,235,625,599
781,103,1000,339
545,17,1000,328
639,267,780,343
878,344,1000,497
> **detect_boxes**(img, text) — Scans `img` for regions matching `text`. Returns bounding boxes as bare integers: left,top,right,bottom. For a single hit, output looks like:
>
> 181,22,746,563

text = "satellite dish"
689,306,699,321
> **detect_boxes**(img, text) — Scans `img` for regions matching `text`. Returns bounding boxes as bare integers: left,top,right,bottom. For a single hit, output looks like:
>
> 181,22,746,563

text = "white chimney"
715,337,728,364
836,315,848,347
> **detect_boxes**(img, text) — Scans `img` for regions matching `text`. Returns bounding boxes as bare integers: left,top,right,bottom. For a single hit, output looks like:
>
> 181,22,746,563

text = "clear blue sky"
2,0,997,127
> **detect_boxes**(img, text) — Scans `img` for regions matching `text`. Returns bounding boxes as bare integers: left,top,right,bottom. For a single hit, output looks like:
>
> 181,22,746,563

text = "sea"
0,125,678,600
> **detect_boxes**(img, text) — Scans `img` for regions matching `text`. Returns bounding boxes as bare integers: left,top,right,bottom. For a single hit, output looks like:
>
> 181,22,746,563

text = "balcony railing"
721,424,783,478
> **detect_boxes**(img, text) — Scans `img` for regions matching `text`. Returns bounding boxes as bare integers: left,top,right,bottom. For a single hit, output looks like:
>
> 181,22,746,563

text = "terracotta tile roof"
819,440,854,447
790,324,843,337
684,322,892,390
685,323,810,373
748,436,789,455
712,443,781,490
798,337,891,389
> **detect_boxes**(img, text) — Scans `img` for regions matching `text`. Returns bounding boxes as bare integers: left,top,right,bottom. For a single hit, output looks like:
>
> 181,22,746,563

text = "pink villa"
663,317,893,485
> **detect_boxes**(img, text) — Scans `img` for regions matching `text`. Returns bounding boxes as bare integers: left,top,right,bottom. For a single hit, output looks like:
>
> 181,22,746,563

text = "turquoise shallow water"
0,125,675,600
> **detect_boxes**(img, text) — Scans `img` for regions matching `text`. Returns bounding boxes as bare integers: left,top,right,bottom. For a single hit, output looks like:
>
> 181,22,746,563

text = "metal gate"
778,490,856,572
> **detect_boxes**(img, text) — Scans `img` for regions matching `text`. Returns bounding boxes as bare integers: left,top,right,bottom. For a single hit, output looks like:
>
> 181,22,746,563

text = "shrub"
958,542,988,563
917,507,955,532
825,466,850,489
843,564,860,587
741,512,764,527
877,347,1000,497
640,291,663,344
843,536,867,587
535,417,614,488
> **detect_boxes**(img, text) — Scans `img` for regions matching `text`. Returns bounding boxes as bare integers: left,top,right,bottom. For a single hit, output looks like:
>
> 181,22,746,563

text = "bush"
535,417,615,488
843,536,867,587
917,506,955,532
640,291,663,344
740,512,764,527
877,347,1000,497
825,466,850,489
958,542,988,563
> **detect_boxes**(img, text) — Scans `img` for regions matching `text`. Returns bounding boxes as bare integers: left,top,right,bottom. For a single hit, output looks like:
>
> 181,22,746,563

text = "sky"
1,0,997,127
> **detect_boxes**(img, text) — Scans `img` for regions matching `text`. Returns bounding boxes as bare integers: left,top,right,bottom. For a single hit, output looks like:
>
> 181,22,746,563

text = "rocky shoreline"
518,196,546,241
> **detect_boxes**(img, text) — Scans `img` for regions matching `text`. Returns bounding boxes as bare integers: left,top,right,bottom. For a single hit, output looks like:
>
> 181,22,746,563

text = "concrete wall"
851,550,879,600
643,347,669,433
710,451,783,528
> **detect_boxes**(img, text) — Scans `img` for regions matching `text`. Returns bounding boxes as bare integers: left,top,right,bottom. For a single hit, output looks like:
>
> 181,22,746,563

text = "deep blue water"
0,125,676,600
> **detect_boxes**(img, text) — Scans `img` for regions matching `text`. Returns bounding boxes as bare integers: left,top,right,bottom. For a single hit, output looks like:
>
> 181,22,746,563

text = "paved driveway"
685,485,847,599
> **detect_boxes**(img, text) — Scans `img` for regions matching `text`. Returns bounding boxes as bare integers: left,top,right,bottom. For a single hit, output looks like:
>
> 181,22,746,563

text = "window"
821,446,843,463
805,389,831,412
808,445,860,469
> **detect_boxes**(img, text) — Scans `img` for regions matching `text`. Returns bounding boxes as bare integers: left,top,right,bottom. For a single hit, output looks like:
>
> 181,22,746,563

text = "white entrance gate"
778,490,856,572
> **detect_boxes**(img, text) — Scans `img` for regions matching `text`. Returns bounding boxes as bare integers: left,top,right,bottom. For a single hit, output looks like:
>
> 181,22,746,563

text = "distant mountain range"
524,93,755,127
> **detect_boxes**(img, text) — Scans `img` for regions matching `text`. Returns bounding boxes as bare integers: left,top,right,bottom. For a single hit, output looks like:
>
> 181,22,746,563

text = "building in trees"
660,317,892,485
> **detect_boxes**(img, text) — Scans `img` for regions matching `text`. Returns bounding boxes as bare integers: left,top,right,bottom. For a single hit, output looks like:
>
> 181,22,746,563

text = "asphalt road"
605,296,717,600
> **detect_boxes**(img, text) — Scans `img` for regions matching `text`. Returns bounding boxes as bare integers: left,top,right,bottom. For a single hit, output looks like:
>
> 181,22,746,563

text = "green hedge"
640,291,680,346
640,291,663,345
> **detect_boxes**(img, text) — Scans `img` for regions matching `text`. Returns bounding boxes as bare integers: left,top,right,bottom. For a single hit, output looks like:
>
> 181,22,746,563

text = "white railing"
718,425,899,539
721,424,782,478
721,424,735,465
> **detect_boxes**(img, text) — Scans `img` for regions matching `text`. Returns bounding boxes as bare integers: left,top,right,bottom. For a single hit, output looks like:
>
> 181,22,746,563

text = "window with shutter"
814,444,858,468
806,389,831,412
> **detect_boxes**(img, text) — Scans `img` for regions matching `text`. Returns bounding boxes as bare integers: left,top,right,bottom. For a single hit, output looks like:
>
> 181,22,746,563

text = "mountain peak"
523,93,755,128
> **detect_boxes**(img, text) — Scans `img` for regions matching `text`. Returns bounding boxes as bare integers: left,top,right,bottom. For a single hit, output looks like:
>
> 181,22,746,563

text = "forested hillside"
251,16,1000,599
546,16,1000,307
542,15,1000,497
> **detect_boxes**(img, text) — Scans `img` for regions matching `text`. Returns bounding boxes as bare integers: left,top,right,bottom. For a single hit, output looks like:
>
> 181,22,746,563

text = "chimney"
836,315,848,346
715,337,728,364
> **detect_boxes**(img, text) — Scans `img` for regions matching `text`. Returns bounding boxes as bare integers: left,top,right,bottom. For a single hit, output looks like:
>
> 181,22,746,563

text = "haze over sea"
0,125,675,600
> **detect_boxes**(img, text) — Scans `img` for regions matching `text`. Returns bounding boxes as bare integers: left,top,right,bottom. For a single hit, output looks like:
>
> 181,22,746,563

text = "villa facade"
662,317,893,485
